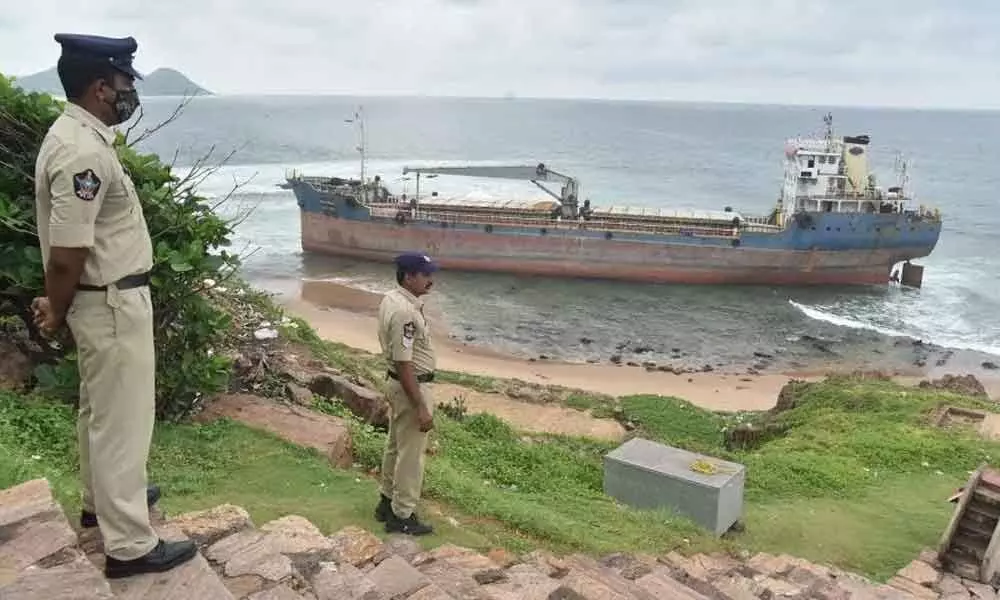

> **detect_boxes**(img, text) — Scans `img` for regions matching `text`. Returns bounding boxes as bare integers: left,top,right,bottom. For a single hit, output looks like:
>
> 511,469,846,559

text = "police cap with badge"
54,33,144,80
394,252,439,275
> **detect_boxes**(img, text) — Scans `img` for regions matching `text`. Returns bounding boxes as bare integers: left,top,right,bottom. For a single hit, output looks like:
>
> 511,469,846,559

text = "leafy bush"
0,74,240,420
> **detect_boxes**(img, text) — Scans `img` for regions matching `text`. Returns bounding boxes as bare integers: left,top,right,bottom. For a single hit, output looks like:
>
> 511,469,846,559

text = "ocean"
131,94,1000,376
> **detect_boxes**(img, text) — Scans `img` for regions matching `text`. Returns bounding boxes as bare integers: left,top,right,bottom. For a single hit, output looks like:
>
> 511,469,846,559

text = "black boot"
385,510,433,536
81,484,162,529
374,493,392,522
104,538,198,579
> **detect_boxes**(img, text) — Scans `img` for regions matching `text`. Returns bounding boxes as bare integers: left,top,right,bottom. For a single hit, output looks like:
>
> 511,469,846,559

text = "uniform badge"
402,321,415,348
72,169,102,201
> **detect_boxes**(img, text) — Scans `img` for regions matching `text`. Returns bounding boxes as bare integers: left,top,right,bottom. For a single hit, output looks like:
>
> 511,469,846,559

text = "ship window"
807,159,816,168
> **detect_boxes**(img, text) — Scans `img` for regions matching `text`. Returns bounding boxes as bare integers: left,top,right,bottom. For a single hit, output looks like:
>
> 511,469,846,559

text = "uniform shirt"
377,286,436,375
34,102,153,287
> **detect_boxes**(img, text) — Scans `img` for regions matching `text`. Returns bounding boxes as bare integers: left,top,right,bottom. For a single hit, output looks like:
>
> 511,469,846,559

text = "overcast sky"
4,0,999,109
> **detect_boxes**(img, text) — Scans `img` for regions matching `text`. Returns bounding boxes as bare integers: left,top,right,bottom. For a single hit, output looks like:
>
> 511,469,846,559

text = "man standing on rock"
374,252,438,536
31,33,197,578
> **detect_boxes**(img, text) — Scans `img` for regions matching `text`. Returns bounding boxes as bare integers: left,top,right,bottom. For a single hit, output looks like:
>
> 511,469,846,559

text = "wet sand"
272,278,1000,410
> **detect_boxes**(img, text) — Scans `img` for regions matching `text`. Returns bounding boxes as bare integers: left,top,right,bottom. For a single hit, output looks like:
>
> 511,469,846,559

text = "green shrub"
0,74,240,420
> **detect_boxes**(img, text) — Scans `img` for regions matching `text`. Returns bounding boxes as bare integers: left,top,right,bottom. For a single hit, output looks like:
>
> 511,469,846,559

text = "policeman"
374,252,438,536
31,33,197,578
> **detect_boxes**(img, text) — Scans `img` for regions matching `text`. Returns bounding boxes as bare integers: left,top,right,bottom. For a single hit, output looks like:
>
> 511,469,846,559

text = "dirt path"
429,383,626,441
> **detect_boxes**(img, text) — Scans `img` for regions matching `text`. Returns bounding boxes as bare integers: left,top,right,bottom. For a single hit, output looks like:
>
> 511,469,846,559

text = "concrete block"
603,438,745,536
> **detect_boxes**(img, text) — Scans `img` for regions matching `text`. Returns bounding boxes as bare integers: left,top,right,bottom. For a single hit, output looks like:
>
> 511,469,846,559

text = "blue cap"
394,252,439,274
54,33,143,80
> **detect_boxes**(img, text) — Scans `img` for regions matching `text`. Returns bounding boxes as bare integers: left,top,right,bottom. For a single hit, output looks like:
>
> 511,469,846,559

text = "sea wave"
788,299,1000,358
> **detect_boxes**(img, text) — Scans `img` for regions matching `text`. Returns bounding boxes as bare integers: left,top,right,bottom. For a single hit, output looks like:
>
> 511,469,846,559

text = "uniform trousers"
66,284,158,560
379,380,433,519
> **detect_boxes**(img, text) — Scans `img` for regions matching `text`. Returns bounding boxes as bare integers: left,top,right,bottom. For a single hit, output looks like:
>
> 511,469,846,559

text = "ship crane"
400,163,583,219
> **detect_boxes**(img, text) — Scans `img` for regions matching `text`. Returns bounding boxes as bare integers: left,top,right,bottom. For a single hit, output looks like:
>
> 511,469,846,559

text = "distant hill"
12,67,212,97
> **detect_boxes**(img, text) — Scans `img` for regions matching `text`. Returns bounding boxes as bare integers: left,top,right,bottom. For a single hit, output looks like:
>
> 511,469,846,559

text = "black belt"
77,271,150,292
387,370,435,383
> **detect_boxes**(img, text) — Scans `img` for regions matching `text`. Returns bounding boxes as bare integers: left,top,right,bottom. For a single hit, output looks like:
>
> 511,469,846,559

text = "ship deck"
367,200,784,238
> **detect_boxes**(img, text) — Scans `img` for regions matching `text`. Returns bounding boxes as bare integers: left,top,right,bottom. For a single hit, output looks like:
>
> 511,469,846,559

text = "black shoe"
81,485,162,529
385,511,434,536
104,538,198,579
374,494,392,522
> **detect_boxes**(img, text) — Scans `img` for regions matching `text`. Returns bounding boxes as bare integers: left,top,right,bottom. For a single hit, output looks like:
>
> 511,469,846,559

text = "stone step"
86,524,235,600
0,478,114,600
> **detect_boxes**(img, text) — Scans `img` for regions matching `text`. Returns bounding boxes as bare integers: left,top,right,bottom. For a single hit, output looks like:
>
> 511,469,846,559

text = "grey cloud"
3,0,999,109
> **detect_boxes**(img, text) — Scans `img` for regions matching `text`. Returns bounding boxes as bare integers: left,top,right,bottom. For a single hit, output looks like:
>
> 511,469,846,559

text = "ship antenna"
823,112,834,151
345,105,368,201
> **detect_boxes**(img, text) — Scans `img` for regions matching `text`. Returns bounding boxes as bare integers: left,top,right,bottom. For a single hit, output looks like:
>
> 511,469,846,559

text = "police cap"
394,252,439,275
54,33,143,80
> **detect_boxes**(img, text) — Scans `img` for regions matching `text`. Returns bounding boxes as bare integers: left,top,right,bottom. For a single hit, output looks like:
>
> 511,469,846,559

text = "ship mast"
345,105,367,201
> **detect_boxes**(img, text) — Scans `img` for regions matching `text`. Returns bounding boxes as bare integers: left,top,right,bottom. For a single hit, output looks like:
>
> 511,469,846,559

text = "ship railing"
370,206,759,238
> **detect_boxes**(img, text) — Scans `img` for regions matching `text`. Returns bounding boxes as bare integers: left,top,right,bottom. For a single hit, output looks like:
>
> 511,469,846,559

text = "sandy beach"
273,278,995,412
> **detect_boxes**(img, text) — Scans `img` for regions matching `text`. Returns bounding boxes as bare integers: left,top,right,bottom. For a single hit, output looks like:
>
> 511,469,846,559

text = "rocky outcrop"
3,477,997,600
919,375,990,399
198,393,353,469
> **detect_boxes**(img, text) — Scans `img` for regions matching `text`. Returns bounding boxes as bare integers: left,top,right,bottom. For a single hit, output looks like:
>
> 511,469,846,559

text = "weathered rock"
0,480,78,573
771,380,810,414
223,574,268,599
261,516,335,557
367,555,431,598
919,374,989,398
600,552,658,580
207,530,267,563
712,573,764,600
479,563,561,600
329,526,385,567
897,559,940,588
407,584,457,599
248,584,311,600
937,574,967,596
662,551,711,581
522,549,571,578
746,553,797,578
200,394,353,468
963,579,996,600
549,570,630,600
374,534,424,564
0,338,32,392
108,552,236,600
286,383,316,406
887,575,939,600
308,373,389,428
635,567,711,600
223,540,294,581
169,504,252,547
0,479,60,528
311,562,381,600
0,553,114,600
474,568,508,584
754,575,803,598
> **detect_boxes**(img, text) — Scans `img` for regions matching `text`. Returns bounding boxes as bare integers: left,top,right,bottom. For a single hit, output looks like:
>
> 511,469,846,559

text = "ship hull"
300,210,935,286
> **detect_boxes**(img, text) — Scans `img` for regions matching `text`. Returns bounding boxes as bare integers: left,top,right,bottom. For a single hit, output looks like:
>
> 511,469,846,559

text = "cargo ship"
286,112,942,286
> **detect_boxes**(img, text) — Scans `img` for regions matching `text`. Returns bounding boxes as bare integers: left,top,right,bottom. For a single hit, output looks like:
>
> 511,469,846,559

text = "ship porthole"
732,239,741,247
540,228,548,235
441,221,448,228
605,231,613,240
485,224,493,233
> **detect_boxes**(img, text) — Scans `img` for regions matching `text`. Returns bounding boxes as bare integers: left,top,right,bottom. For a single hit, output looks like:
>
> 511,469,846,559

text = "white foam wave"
788,299,1000,358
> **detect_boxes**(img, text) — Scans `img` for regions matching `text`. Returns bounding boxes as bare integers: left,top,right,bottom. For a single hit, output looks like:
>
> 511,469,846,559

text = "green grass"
3,364,997,581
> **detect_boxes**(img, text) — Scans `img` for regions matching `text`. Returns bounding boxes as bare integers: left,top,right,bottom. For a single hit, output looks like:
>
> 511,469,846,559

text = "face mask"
105,87,140,124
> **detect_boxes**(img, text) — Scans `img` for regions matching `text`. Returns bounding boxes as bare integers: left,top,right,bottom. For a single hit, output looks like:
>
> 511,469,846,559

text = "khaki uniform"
377,286,436,518
34,103,157,561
